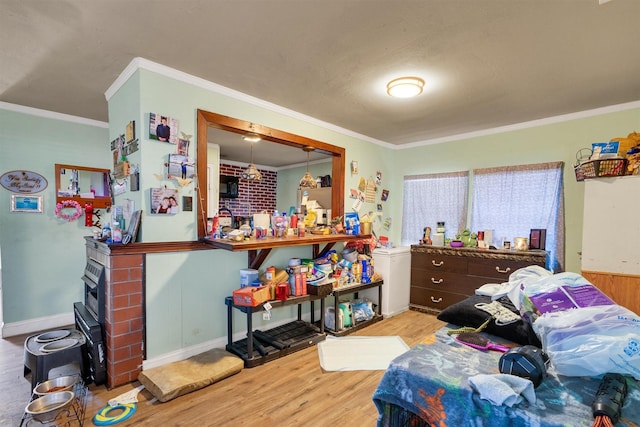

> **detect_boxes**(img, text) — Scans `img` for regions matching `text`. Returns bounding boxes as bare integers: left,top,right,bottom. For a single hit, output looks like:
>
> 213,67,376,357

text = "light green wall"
394,107,640,272
107,68,399,358
0,108,109,323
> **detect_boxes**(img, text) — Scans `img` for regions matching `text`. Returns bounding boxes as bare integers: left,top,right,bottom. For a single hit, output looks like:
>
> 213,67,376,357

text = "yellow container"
361,221,372,235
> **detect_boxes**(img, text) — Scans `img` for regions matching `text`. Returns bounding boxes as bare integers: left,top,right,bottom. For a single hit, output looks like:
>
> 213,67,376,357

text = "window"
402,162,564,272
401,171,468,246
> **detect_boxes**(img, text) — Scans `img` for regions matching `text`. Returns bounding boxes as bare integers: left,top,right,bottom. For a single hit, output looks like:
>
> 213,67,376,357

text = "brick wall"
86,242,144,388
219,163,277,216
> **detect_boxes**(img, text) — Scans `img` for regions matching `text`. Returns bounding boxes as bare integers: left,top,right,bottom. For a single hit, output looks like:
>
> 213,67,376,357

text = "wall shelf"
204,233,369,270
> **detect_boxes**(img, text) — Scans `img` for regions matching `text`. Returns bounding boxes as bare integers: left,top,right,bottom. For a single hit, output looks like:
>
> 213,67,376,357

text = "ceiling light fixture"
386,76,425,98
241,139,262,181
299,146,317,189
242,132,262,143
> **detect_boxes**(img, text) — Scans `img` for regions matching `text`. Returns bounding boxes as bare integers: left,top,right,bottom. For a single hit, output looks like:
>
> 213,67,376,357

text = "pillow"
437,295,541,347
138,348,243,402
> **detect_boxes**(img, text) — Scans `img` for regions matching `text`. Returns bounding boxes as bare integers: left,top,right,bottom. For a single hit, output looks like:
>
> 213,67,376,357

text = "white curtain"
401,171,469,245
470,162,564,271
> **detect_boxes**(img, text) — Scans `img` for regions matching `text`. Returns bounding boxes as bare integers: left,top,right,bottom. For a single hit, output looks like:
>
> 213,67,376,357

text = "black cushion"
437,295,541,347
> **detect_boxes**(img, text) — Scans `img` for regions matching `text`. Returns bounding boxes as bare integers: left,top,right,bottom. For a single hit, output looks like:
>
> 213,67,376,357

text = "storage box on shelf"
409,246,546,314
574,158,627,182
323,279,384,337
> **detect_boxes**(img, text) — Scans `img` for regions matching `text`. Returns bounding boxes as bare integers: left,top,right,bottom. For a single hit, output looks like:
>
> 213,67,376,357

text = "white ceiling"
2,0,639,166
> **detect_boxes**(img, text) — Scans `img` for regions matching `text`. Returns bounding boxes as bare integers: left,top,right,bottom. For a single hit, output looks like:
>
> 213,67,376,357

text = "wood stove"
74,258,107,385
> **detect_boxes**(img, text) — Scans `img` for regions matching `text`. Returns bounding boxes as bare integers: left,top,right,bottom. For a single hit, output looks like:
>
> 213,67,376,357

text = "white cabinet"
360,247,411,317
581,175,640,313
582,175,640,275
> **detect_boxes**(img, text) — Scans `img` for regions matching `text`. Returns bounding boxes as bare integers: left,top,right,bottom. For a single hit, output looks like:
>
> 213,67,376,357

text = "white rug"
317,335,409,371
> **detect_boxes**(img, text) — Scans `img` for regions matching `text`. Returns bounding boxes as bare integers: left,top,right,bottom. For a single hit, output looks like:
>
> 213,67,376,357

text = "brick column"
104,252,144,387
86,240,145,388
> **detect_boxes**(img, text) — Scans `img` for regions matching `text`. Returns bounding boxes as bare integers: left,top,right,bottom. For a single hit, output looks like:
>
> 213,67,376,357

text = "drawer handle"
431,278,443,284
430,296,443,303
431,260,444,267
496,266,511,274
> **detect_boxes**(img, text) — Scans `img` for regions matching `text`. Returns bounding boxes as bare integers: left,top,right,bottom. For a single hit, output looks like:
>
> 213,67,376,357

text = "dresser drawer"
410,287,468,311
468,258,541,281
411,269,487,295
411,252,467,273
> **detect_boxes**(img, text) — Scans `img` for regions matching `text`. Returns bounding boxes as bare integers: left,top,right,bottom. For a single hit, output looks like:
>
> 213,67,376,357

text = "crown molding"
401,100,640,149
105,58,640,151
0,101,108,128
105,57,392,147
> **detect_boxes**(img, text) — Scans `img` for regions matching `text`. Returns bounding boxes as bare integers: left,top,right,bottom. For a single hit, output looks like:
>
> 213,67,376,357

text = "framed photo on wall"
149,112,179,144
150,187,179,214
167,154,195,180
177,138,190,156
11,194,43,213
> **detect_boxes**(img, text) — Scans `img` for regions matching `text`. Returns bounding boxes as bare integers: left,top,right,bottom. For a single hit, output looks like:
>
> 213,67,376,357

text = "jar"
514,237,528,251
265,266,276,282
239,220,252,237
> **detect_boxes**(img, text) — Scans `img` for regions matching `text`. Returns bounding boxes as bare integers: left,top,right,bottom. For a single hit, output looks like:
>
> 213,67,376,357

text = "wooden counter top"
204,233,369,269
410,244,547,263
203,233,365,251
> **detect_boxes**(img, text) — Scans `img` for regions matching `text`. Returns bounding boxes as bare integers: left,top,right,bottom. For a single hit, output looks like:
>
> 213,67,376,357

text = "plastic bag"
508,270,640,378
532,304,640,379
351,298,374,322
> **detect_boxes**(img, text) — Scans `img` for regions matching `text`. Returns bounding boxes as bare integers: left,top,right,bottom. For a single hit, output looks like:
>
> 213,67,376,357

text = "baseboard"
143,310,320,370
2,312,74,338
3,309,323,369
383,306,409,318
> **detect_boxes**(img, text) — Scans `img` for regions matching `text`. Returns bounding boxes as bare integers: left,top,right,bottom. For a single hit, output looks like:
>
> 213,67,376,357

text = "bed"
372,325,640,426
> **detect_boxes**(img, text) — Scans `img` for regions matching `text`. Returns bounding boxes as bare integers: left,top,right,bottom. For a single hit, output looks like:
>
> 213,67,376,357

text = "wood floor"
1,310,444,426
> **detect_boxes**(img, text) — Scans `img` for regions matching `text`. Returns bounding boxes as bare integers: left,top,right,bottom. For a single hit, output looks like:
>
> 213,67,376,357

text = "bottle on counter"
102,223,111,243
271,210,279,237
111,219,122,244
282,212,289,235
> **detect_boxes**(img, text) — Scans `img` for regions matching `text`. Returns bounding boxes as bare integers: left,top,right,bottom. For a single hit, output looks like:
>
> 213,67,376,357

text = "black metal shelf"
225,295,326,368
324,280,384,337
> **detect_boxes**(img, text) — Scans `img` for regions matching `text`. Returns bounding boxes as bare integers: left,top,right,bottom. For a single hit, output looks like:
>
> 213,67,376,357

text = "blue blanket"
373,326,640,426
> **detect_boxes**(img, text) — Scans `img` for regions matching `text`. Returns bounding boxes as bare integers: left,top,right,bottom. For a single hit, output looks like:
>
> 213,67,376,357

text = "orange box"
232,286,271,307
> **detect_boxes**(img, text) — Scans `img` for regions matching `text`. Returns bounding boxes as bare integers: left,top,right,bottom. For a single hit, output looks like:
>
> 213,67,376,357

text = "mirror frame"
196,109,345,239
54,163,111,209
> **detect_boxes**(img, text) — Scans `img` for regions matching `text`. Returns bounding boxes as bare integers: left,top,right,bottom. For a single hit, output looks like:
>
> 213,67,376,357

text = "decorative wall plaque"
0,170,48,193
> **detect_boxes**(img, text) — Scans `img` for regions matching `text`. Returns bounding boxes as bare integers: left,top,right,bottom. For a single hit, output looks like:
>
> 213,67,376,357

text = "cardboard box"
232,286,271,307
591,141,621,159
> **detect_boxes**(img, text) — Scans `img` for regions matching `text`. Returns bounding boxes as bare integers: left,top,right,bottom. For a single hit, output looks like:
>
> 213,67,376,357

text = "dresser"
410,245,547,313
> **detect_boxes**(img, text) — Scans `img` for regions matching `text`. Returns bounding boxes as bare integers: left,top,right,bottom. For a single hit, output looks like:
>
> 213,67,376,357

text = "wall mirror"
196,110,345,239
54,164,111,209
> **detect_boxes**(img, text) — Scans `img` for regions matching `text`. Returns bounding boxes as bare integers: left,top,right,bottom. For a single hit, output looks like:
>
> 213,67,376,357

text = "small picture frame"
150,187,179,214
149,112,179,144
11,194,43,213
167,154,195,179
125,120,136,143
177,138,190,156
